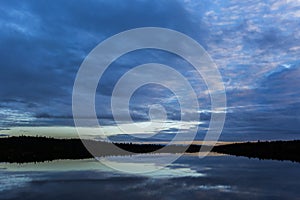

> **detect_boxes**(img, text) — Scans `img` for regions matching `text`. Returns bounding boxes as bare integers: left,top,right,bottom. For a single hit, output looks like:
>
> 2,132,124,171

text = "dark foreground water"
0,155,299,200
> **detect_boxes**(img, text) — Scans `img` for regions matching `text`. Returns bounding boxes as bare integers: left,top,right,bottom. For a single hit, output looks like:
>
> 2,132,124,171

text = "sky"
0,0,300,141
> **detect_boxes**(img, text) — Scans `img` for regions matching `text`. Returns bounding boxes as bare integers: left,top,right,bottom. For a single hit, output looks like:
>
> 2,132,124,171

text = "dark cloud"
1,0,300,141
0,0,207,125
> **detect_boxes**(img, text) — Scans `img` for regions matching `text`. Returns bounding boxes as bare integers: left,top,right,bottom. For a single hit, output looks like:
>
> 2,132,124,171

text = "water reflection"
0,155,300,199
99,154,206,178
0,174,31,192
0,154,206,178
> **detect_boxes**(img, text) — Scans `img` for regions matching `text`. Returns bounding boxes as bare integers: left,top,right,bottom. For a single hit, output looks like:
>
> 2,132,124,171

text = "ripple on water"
0,173,32,192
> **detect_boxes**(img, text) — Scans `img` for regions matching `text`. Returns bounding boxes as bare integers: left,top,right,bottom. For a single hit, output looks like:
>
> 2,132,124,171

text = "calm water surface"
0,155,299,200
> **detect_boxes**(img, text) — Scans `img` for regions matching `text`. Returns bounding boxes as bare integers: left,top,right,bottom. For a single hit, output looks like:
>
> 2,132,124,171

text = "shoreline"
0,136,299,163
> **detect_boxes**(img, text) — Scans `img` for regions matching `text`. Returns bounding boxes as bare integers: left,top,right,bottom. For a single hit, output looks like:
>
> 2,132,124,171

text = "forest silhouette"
0,136,299,163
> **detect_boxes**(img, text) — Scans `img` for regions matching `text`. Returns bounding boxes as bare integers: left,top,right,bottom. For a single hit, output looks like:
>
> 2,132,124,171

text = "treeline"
0,136,200,163
212,140,300,163
0,136,299,163
0,136,92,163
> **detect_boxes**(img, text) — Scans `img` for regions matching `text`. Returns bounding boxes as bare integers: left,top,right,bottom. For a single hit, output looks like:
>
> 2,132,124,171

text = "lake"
1,154,299,199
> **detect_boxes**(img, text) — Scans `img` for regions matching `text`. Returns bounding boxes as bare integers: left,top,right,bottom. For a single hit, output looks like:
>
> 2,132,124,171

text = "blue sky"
0,0,300,141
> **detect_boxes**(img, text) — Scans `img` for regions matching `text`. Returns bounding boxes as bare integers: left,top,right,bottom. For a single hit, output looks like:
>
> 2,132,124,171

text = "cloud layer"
0,0,300,140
